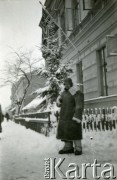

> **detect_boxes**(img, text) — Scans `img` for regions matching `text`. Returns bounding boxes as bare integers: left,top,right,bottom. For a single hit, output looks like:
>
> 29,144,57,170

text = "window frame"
97,46,108,96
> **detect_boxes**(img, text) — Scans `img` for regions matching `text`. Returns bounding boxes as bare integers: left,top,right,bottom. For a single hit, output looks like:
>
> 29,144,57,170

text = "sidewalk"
0,120,117,180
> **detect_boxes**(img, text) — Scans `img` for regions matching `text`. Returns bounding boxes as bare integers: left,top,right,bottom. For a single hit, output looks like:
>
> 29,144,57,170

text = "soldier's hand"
72,117,81,123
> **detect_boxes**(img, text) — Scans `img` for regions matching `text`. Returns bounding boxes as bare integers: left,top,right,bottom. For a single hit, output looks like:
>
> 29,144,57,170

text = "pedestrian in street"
0,105,4,139
56,78,84,155
5,112,10,121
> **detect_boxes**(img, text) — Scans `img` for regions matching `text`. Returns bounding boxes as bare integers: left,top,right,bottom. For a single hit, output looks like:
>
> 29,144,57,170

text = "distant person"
0,105,4,139
5,112,10,121
0,114,2,134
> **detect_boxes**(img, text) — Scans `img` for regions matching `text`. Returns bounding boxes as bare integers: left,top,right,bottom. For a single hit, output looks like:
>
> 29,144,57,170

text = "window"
65,8,74,33
65,0,79,35
97,47,108,96
73,0,80,28
60,11,66,41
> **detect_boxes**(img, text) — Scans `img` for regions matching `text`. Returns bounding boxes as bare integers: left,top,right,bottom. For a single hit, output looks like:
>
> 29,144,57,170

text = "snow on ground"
0,119,117,180
0,120,63,180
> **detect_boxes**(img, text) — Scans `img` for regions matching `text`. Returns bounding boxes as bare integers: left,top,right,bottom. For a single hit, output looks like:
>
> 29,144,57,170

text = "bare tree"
0,48,43,114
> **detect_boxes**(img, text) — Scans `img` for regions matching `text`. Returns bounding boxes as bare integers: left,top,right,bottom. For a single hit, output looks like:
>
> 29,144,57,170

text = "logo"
44,158,116,179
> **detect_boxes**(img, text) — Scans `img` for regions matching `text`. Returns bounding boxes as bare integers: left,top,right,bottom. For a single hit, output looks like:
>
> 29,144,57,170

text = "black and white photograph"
0,0,117,179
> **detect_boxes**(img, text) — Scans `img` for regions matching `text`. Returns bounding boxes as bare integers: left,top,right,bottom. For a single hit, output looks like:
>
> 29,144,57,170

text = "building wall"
24,75,45,106
41,0,117,107
107,56,117,95
11,75,46,109
61,0,117,101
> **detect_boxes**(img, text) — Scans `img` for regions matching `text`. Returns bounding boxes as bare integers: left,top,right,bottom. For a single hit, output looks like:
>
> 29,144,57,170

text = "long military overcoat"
56,90,84,140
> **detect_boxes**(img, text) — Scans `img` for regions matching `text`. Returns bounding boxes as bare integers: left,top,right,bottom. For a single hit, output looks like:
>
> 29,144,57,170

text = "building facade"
40,0,117,108
11,75,45,114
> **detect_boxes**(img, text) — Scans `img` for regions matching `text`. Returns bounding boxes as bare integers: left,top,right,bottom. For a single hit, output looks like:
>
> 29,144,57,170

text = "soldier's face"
64,82,71,90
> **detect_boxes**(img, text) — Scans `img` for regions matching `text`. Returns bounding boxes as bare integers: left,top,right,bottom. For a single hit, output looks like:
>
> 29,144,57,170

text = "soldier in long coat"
56,78,84,155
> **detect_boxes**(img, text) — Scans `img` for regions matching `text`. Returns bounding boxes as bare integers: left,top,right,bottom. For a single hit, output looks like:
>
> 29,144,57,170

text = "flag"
41,9,50,25
48,20,59,36
41,8,59,37
39,0,77,51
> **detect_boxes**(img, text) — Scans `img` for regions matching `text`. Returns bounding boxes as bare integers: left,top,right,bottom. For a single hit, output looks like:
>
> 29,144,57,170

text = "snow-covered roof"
38,102,60,113
22,96,46,110
10,107,16,112
32,86,50,95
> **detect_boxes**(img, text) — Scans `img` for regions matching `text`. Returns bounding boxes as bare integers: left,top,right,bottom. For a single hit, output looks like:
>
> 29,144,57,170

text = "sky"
0,0,45,112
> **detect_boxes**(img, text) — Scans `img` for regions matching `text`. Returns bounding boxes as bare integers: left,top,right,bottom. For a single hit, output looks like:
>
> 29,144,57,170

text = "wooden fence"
14,112,51,136
82,107,117,132
14,107,117,136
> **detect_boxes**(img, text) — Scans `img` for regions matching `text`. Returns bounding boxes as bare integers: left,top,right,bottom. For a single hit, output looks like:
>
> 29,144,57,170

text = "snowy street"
0,120,63,180
0,120,117,180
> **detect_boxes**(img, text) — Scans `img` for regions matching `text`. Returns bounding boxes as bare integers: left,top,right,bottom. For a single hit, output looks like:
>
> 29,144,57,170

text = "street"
0,120,117,180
